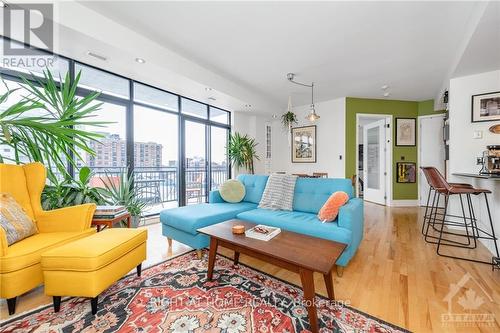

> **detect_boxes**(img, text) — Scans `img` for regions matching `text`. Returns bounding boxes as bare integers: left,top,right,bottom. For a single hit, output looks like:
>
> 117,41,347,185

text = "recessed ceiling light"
205,87,213,92
245,104,252,108
383,92,390,97
208,97,216,101
135,57,146,64
86,51,107,61
381,85,389,90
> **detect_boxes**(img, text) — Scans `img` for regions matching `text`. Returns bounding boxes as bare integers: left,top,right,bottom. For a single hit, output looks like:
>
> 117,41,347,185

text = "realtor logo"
441,273,495,327
2,3,53,55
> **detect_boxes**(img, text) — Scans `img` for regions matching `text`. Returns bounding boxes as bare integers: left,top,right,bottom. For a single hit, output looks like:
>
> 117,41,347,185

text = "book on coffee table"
245,224,281,241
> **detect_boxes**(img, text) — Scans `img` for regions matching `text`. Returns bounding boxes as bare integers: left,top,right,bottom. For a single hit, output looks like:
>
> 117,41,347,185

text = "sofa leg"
196,249,202,260
91,296,98,315
7,297,16,315
53,296,61,312
167,237,172,248
336,265,344,277
136,263,142,277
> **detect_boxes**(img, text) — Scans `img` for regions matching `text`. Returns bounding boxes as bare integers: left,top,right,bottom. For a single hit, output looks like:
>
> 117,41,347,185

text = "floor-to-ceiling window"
0,36,231,215
133,83,180,214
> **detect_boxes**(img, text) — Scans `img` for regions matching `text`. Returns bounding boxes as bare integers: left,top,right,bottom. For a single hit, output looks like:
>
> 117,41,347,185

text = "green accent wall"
345,97,419,200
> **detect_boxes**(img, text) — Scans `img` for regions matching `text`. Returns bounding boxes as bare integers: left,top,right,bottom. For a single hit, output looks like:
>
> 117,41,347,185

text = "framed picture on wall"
291,125,316,163
472,91,500,122
395,118,416,146
396,162,416,183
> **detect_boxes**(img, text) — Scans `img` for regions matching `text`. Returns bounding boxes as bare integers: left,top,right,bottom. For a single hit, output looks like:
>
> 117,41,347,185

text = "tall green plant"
42,167,109,210
102,170,147,220
0,70,105,181
227,132,259,174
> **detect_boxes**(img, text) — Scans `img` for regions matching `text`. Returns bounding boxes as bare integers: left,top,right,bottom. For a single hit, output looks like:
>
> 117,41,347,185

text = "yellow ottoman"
41,228,147,315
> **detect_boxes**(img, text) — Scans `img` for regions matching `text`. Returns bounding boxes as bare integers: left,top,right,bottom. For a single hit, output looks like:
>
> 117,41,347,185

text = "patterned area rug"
1,251,409,332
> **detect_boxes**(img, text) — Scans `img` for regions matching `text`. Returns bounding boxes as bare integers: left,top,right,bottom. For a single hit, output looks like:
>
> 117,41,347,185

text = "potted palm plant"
0,70,104,183
102,170,148,227
227,132,259,174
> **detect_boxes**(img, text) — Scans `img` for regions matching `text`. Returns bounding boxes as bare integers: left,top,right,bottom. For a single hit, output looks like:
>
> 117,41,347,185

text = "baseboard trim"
388,200,420,207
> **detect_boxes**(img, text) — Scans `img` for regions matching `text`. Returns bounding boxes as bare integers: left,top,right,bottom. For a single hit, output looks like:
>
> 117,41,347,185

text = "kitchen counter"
453,173,500,180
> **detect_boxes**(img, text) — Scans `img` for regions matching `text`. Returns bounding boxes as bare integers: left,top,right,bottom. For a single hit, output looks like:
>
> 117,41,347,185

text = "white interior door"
419,115,445,205
363,119,387,205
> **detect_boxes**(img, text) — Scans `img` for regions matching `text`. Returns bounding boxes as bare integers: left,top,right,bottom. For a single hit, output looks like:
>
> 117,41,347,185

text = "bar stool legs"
434,192,500,266
420,166,499,267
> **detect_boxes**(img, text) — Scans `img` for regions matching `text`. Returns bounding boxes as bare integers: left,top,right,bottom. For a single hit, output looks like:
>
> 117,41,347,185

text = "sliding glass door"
183,120,207,205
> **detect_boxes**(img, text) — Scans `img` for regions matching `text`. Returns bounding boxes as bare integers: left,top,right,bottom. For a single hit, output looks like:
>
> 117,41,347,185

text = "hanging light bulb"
305,83,320,122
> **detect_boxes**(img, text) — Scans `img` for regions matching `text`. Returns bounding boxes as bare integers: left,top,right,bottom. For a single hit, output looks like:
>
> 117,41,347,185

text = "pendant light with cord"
286,73,320,122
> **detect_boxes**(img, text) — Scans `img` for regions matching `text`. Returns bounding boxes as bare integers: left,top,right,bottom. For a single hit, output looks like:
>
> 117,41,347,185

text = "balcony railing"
87,166,228,206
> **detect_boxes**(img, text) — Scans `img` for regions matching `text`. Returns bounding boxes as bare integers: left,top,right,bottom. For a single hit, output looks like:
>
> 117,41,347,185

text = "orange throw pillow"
318,191,349,222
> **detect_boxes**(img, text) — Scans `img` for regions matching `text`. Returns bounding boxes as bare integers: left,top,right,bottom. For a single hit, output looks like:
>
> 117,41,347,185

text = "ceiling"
3,1,495,114
453,1,500,78
78,1,489,109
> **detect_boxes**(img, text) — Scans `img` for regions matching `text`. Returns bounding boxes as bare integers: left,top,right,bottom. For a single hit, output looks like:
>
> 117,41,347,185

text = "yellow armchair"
0,162,96,315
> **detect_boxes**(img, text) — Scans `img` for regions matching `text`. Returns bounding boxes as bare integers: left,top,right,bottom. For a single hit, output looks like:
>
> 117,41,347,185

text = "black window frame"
0,36,232,211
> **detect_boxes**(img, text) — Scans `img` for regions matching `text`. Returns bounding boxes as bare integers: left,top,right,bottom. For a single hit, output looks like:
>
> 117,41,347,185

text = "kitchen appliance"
480,145,500,174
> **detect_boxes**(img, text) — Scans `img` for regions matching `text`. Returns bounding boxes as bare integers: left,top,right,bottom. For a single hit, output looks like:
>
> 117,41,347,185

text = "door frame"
180,117,209,206
355,113,393,205
417,113,445,206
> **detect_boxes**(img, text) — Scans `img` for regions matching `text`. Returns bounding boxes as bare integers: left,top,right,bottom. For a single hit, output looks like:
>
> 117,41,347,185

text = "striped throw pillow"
0,193,38,246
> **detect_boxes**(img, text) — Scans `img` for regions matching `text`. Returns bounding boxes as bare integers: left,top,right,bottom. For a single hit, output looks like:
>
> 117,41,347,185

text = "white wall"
232,112,273,176
448,69,500,255
449,70,500,174
272,97,346,178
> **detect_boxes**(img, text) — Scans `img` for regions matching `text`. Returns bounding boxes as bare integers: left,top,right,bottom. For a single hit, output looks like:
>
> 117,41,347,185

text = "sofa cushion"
160,202,257,235
236,208,352,245
293,178,354,214
41,229,147,272
0,229,96,273
219,179,246,203
237,174,269,204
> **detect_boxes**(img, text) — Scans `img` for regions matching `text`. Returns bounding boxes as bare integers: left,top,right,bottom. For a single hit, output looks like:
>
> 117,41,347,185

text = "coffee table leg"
207,237,218,281
323,270,335,300
233,251,240,265
299,268,319,333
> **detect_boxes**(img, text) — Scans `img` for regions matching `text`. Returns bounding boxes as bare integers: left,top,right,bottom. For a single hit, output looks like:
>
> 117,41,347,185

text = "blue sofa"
160,174,364,267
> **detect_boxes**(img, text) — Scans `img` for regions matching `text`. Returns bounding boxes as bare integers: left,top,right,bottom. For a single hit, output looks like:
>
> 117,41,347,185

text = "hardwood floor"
1,202,499,332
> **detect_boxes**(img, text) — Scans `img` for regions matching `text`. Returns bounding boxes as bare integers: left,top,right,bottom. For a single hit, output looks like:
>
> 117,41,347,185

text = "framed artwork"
396,162,416,183
291,125,316,163
395,118,416,146
472,91,500,122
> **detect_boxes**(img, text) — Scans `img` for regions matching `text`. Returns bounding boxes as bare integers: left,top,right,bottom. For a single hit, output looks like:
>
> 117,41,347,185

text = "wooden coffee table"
198,219,347,333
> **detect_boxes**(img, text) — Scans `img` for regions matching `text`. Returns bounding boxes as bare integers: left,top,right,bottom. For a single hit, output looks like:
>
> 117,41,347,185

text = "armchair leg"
336,265,344,277
7,297,16,315
91,296,98,315
196,250,202,260
136,263,142,277
167,237,172,248
53,296,61,312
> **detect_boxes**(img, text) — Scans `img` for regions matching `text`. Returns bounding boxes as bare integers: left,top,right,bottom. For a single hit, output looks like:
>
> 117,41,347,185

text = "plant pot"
130,215,142,228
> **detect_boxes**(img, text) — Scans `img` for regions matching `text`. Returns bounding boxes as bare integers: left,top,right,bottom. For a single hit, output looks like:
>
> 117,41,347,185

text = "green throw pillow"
219,179,246,203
